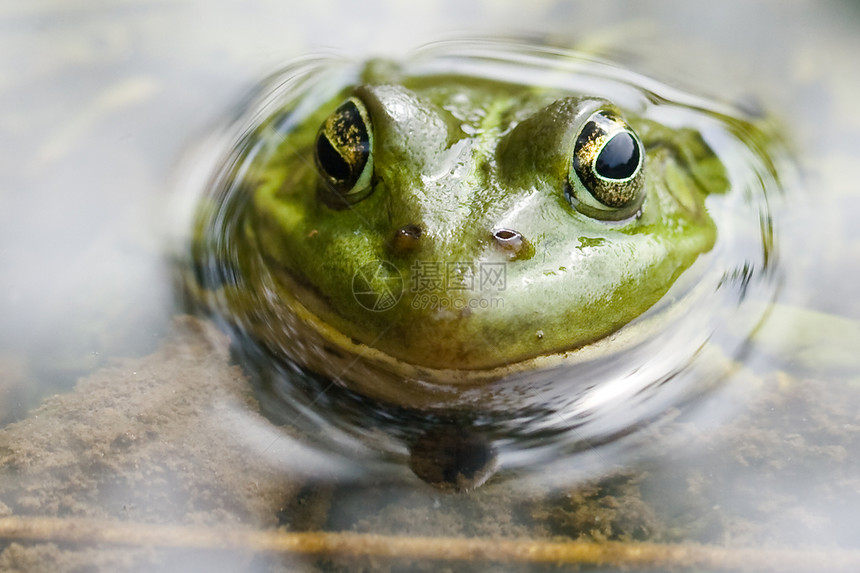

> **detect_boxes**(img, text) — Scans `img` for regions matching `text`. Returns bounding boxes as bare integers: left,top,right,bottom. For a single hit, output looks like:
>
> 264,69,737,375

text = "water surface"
1,1,860,571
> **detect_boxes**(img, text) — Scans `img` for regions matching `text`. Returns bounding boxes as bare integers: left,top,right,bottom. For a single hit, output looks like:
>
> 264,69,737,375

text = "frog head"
237,62,729,380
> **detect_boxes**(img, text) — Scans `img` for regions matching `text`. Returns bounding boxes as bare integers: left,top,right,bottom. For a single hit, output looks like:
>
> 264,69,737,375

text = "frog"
190,56,733,411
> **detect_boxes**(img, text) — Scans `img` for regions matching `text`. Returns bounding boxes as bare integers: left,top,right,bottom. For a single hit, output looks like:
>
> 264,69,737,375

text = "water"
2,1,860,571
183,39,791,489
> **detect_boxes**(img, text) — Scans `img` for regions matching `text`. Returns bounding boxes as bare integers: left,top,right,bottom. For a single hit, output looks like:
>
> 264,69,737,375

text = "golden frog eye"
567,110,645,221
315,96,374,204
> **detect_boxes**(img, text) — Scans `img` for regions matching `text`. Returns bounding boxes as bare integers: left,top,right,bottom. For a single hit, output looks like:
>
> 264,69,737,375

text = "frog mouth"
259,258,708,409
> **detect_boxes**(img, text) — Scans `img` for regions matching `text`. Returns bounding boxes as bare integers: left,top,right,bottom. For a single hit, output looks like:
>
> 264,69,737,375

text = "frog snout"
389,224,532,260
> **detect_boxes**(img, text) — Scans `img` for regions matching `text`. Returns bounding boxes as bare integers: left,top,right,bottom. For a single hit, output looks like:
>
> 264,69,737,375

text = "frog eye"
315,97,374,204
567,111,645,221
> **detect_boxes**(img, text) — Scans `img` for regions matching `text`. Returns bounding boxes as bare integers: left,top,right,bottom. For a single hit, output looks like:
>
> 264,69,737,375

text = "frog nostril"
492,228,533,260
493,228,523,250
392,224,423,253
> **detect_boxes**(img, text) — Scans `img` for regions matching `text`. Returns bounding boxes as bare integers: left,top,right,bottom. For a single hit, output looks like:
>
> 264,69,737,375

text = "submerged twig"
0,516,856,570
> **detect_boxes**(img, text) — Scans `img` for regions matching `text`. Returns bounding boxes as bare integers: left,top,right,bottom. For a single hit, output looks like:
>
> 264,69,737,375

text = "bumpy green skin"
234,65,727,371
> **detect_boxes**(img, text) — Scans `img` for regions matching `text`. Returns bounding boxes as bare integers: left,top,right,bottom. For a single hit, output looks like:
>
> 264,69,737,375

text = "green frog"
191,55,734,409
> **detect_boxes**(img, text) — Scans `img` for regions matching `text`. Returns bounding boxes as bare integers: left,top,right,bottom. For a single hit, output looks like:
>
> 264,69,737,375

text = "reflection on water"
182,40,793,490
2,1,860,571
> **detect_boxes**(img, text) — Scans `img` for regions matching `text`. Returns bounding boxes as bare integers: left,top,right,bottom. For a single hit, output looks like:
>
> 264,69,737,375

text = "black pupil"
316,134,350,181
595,132,640,180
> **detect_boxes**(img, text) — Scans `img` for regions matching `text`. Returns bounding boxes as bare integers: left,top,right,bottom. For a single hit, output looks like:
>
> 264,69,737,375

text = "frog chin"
259,266,700,410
